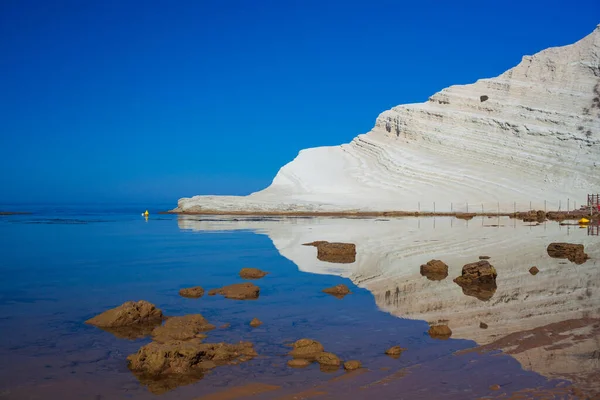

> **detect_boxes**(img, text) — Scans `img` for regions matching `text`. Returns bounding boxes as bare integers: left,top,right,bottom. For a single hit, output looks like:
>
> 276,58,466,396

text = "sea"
0,204,598,399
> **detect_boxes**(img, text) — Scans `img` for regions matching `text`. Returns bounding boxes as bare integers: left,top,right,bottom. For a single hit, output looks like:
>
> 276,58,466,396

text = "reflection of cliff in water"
178,215,600,393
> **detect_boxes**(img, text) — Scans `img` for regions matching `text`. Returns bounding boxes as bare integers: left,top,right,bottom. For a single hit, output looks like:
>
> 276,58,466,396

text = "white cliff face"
177,216,600,391
176,26,600,213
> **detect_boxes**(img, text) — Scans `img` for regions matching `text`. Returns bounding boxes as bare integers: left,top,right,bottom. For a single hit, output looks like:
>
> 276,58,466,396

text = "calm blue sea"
0,205,570,399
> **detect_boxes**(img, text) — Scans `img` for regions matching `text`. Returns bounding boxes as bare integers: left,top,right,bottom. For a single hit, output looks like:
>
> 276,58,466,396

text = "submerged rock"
239,268,268,279
151,314,215,343
420,259,448,281
86,300,163,334
428,325,452,340
453,261,497,301
479,256,491,260
303,241,356,263
529,266,540,275
249,318,262,327
480,322,489,329
208,283,260,300
343,360,362,371
547,243,589,264
385,346,407,357
178,286,204,298
322,284,351,298
289,339,324,360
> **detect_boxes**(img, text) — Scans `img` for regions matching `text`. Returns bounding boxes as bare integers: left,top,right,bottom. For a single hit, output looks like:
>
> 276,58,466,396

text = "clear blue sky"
1,0,598,204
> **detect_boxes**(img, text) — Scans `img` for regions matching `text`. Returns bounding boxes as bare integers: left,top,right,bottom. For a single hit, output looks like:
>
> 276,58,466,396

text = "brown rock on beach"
208,283,260,300
420,259,448,281
239,268,268,279
179,286,204,298
303,241,356,263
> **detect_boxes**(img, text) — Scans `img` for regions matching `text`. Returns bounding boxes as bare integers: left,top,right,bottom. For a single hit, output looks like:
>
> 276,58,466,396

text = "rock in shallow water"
208,283,260,300
151,314,215,343
547,243,589,264
453,261,498,301
428,325,452,340
249,318,262,327
322,284,351,297
343,360,362,371
239,268,268,279
178,286,204,298
86,300,163,329
385,346,407,357
303,241,356,263
420,259,448,281
289,339,324,360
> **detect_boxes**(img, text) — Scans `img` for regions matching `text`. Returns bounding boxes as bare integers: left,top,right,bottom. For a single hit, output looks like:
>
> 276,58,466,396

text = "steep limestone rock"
175,27,600,214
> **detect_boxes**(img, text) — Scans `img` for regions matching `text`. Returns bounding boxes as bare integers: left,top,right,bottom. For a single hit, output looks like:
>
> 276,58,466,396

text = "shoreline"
161,209,599,221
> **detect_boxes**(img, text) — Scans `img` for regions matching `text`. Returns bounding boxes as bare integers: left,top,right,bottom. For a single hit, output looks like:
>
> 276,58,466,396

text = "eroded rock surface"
304,241,356,263
287,359,311,368
322,284,351,298
208,283,260,300
420,259,448,281
179,286,204,298
453,261,498,301
239,268,268,279
547,243,589,264
151,314,215,343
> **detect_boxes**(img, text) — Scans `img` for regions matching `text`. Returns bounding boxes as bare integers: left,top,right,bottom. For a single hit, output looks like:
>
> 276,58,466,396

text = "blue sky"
0,0,598,204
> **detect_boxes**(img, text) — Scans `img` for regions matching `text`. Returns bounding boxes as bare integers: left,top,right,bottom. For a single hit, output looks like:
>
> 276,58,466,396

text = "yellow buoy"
579,217,590,224
144,210,149,216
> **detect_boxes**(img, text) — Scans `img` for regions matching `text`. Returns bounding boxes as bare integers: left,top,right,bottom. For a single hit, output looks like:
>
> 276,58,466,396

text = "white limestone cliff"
175,26,600,213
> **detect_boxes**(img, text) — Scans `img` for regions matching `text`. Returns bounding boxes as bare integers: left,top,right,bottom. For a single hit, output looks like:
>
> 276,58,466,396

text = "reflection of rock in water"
177,216,600,395
132,370,205,395
95,323,160,340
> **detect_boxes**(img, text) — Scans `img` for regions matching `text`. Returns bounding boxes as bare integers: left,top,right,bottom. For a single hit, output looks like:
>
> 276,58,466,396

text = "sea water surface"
0,206,598,399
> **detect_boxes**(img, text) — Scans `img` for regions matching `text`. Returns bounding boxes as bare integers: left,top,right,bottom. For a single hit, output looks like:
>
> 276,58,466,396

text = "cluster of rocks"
86,300,257,394
287,339,361,371
303,241,356,263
